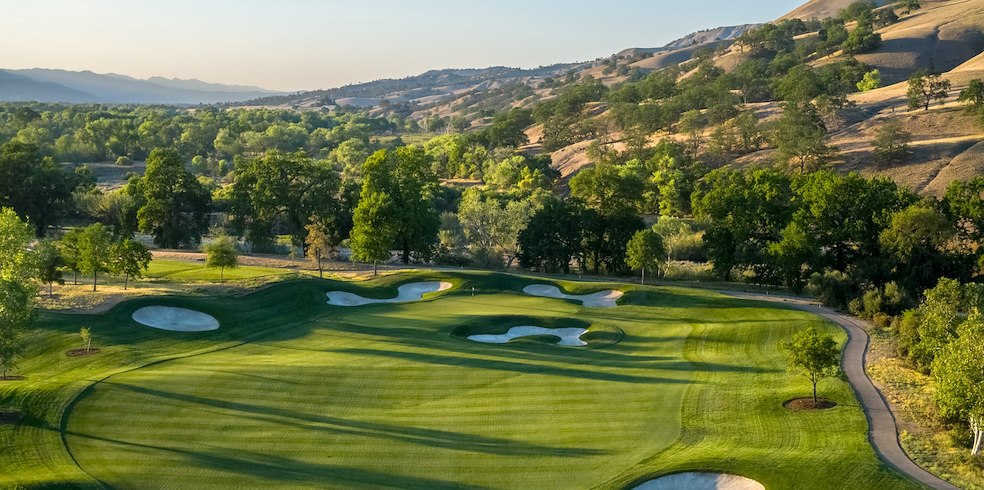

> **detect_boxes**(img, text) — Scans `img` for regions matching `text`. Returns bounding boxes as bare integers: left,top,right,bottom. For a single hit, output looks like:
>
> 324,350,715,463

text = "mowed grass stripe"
2,272,921,488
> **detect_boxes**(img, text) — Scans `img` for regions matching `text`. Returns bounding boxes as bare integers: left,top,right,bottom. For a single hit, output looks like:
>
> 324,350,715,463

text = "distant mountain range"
0,69,279,104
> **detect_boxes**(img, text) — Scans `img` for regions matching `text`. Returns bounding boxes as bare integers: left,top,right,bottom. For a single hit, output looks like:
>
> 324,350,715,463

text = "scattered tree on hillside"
626,228,665,285
34,239,64,296
841,22,881,55
933,312,984,455
110,238,152,290
856,70,881,92
896,0,920,15
203,235,238,283
136,148,211,248
77,223,112,292
773,104,835,173
781,327,841,403
907,71,951,111
872,120,912,164
958,79,984,113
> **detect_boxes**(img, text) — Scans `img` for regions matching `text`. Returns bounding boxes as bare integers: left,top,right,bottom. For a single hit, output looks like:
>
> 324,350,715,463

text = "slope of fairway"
1,272,920,489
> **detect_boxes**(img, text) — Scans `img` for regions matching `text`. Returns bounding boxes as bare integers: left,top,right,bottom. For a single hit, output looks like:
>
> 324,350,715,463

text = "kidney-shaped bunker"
132,306,220,332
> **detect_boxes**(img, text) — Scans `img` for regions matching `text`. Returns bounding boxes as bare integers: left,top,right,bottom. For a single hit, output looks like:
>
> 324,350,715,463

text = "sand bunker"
522,284,623,308
131,306,219,332
467,326,588,347
327,281,452,306
633,472,765,490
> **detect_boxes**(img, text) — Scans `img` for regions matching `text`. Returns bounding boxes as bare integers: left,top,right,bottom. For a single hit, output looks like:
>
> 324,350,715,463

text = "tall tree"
518,198,585,274
782,327,841,403
0,208,38,379
137,148,211,248
34,238,64,296
77,223,112,292
230,151,341,252
626,228,666,285
773,103,835,173
350,192,396,275
907,71,951,111
933,312,984,455
0,141,87,235
110,238,152,290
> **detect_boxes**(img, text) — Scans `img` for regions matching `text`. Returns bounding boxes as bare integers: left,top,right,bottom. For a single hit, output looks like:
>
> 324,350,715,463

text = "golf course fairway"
0,272,920,489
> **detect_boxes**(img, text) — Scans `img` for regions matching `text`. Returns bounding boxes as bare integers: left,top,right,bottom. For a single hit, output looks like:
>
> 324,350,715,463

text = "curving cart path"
724,292,959,490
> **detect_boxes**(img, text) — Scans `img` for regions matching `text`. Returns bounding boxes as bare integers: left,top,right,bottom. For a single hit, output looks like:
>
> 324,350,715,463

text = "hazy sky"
1,1,803,92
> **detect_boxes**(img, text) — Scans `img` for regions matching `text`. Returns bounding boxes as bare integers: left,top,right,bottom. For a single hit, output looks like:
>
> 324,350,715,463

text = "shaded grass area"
1,271,921,489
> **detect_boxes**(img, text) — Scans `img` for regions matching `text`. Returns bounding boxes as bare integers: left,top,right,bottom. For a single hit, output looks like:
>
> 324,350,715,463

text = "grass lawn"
144,259,304,282
0,272,921,489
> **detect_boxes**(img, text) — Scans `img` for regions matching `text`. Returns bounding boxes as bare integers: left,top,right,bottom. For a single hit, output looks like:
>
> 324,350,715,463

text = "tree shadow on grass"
66,428,492,489
94,381,608,458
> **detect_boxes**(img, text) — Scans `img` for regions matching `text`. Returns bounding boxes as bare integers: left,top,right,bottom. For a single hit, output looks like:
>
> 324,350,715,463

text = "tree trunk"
373,261,378,276
86,337,91,353
124,274,129,290
641,266,646,286
220,267,224,283
92,271,97,292
812,377,818,403
49,281,53,296
73,270,78,285
402,239,411,265
972,416,983,456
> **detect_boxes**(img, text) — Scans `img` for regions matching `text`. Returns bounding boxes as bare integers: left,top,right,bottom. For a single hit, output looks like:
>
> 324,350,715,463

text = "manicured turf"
0,272,921,489
145,259,300,281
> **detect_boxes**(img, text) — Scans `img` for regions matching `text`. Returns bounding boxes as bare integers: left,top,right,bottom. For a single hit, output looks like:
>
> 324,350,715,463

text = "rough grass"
1,272,920,489
868,329,984,489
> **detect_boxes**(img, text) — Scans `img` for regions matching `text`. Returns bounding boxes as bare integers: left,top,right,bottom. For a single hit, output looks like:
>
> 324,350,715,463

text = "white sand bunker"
523,284,623,308
468,326,589,347
633,472,765,490
131,306,220,332
327,281,452,306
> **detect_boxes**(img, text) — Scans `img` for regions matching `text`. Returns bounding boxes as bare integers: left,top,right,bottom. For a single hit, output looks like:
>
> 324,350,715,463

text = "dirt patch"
66,347,101,357
0,375,25,381
785,398,837,410
0,410,24,424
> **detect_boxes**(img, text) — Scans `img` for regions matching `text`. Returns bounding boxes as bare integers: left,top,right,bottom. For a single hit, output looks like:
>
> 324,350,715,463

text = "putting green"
2,272,919,489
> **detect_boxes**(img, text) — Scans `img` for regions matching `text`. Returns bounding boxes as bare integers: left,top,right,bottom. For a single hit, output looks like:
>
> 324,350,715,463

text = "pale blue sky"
0,1,803,91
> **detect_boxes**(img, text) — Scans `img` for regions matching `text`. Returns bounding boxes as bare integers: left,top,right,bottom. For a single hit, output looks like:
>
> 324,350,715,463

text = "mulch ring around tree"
0,375,25,381
66,347,101,357
0,409,24,424
784,397,837,410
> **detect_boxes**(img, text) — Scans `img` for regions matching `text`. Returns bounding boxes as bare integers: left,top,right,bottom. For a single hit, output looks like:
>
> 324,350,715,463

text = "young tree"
304,220,336,279
958,79,984,113
35,238,64,296
933,313,984,455
79,326,92,354
907,71,951,111
110,238,152,290
203,235,238,282
872,119,912,163
626,228,666,285
77,223,112,292
137,148,211,248
781,327,841,403
59,228,82,285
